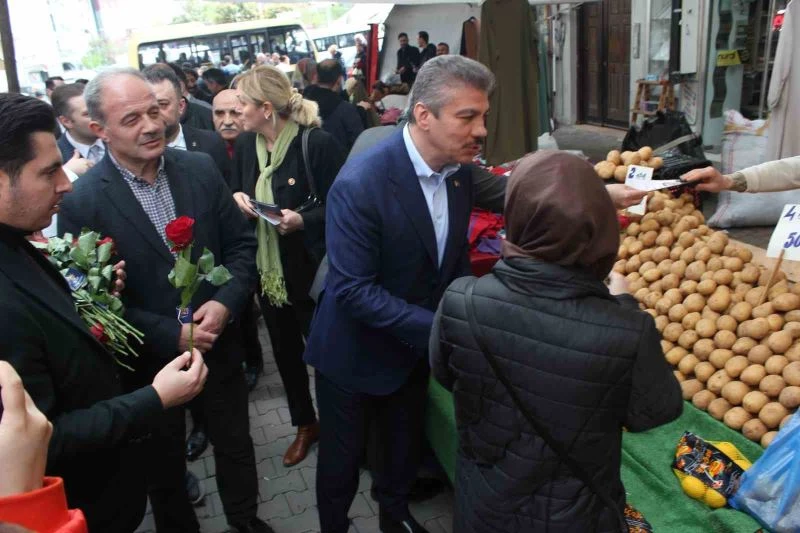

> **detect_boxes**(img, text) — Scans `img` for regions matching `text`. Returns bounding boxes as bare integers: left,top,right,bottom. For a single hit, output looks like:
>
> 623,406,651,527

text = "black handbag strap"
301,127,318,198
464,278,628,533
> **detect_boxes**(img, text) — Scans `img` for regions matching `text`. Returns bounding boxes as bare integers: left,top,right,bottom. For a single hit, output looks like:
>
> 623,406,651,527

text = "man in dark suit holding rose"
58,68,272,533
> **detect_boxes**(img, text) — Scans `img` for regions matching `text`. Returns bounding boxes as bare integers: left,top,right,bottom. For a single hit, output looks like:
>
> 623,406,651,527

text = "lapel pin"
288,178,296,186
191,141,197,148
453,180,460,188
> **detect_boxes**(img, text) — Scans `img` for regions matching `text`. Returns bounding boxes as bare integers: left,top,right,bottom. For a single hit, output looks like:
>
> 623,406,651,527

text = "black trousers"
259,294,316,427
315,360,429,533
129,331,258,531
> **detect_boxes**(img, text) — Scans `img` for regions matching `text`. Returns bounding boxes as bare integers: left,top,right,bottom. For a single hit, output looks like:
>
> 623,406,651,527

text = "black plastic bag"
622,111,705,159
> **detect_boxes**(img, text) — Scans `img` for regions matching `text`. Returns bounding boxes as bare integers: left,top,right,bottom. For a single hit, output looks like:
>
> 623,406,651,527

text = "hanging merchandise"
478,0,539,166
765,0,800,159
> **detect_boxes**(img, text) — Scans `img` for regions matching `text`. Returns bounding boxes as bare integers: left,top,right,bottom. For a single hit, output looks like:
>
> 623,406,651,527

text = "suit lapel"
99,157,174,263
182,126,200,152
386,134,438,268
440,168,471,276
0,239,104,349
165,150,195,219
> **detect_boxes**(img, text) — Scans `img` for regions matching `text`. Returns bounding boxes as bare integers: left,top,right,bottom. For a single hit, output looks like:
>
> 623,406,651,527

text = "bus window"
229,34,251,67
268,25,313,64
191,36,223,66
250,32,268,56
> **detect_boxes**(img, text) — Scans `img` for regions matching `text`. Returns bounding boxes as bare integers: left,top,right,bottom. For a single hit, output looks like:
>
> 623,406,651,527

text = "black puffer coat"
430,258,682,533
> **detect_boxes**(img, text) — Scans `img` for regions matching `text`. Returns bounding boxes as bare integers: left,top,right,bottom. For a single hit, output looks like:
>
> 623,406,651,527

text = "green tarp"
426,378,764,532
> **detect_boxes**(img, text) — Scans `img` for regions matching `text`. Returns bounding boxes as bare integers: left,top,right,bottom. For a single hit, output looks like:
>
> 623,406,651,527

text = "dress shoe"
408,477,446,502
185,425,208,461
379,508,429,533
230,517,275,533
282,422,319,467
185,471,205,506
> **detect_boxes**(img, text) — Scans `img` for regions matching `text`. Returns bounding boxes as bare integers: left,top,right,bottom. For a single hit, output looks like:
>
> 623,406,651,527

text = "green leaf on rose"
174,255,198,288
168,268,177,289
69,246,88,268
206,265,233,286
77,230,98,256
101,264,114,281
88,275,102,291
197,248,214,275
97,242,112,264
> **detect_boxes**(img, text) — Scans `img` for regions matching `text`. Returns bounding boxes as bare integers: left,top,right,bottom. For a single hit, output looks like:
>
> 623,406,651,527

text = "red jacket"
0,477,87,533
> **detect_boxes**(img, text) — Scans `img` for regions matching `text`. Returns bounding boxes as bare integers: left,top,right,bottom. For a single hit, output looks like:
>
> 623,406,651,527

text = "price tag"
767,204,800,259
624,165,655,215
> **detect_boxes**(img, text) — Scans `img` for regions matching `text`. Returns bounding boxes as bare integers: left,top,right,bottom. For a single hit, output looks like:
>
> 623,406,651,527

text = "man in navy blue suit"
304,56,495,533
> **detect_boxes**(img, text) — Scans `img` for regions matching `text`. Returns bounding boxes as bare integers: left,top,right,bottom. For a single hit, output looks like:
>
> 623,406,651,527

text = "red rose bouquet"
32,230,144,368
165,216,233,352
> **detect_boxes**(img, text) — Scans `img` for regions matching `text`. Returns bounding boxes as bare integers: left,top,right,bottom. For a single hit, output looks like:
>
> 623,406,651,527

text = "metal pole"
0,0,19,93
758,0,777,118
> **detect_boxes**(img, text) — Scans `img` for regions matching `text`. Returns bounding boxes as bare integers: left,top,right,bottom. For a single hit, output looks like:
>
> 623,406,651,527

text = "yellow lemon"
704,489,727,509
681,476,707,500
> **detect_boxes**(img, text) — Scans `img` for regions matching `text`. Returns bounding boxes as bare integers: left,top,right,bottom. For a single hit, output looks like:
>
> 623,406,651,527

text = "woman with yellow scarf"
231,65,345,467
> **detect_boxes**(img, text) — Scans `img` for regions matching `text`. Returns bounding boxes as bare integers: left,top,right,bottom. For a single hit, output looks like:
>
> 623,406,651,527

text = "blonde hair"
235,65,320,128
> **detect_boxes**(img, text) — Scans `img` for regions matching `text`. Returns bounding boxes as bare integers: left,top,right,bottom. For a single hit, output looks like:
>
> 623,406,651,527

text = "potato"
710,349,735,371
741,264,760,284
696,279,717,296
765,355,790,375
684,261,706,282
678,330,700,350
691,338,714,360
661,289,681,306
678,354,700,376
680,247,697,263
779,386,800,409
784,321,800,339
659,275,680,292
640,219,659,233
772,293,800,313
759,402,789,429
783,361,800,386
661,339,674,354
700,271,714,282
722,381,751,405
708,370,732,393
645,310,658,320
681,379,704,400
613,164,628,182
596,161,615,179
768,280,789,299
732,337,758,355
708,397,732,420
711,331,736,352
643,292,662,309
724,406,752,430
749,344,773,365
742,391,770,415
677,232,695,248
654,315,669,333
786,342,800,362
683,293,706,313
650,156,664,169
741,365,767,386
707,257,724,272
716,316,738,333
682,312,702,330
692,390,717,411
606,150,622,165
680,281,699,296
655,298,672,315
723,257,744,272
694,318,717,339
665,347,688,366
640,231,658,247
638,261,657,275
638,146,653,161
702,308,721,322
670,260,687,277
668,304,688,323
767,314,785,332
707,290,731,313
753,302,774,319
712,269,734,287
673,370,686,383
669,246,685,262
739,318,771,340
745,287,767,307
760,375,786,398
695,247,713,263
639,248,654,263
663,323,684,343
629,240,644,255
768,330,794,355
759,268,786,287
694,362,716,383
742,418,768,443
724,356,750,378
762,431,778,447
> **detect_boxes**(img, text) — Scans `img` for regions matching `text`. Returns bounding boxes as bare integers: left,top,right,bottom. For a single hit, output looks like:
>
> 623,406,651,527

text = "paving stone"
257,456,278,480
197,514,230,533
136,512,155,532
347,494,374,520
204,455,216,476
356,470,373,493
263,421,299,443
438,515,454,533
361,490,378,515
278,406,292,424
350,515,380,533
286,489,316,515
260,469,307,502
299,467,316,490
251,409,283,429
257,493,293,521
267,506,320,533
251,426,268,446
187,459,207,479
409,491,454,524
269,384,287,399
424,518,449,533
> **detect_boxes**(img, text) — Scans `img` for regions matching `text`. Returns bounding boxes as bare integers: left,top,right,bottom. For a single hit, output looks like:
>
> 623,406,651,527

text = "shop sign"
716,50,741,67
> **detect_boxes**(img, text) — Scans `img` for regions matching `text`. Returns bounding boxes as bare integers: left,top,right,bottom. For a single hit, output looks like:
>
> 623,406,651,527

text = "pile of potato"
595,146,665,182
616,191,800,447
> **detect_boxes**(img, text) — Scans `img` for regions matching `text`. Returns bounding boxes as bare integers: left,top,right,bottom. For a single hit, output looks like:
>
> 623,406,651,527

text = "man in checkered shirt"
58,68,272,533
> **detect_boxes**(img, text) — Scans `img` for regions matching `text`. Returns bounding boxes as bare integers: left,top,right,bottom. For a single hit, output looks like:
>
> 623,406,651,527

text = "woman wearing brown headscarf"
430,151,682,532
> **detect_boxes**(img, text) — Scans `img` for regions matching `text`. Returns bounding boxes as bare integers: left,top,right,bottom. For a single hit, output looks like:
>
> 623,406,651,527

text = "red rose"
617,213,632,230
96,236,116,254
90,323,108,344
165,216,195,252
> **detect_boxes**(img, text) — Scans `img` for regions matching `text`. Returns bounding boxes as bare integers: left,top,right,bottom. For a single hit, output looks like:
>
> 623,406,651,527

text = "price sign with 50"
767,205,800,259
